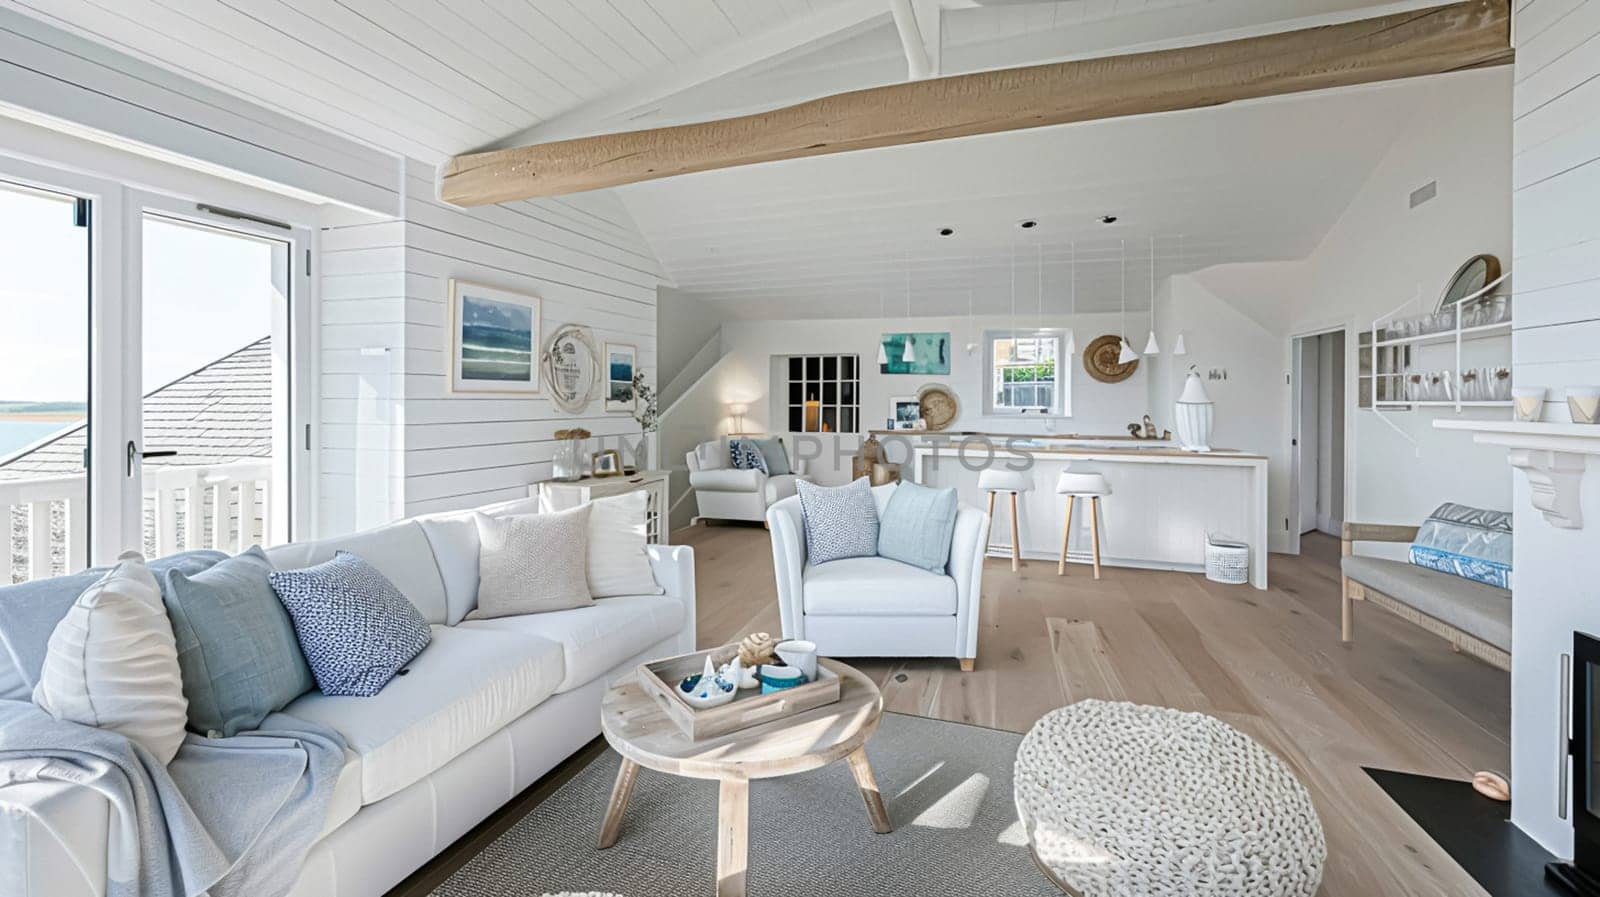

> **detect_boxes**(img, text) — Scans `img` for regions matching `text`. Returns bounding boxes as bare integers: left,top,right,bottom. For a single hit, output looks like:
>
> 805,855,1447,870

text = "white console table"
533,470,670,545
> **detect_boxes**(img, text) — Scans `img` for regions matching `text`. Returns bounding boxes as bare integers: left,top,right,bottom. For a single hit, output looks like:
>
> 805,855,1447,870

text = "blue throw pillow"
1408,502,1513,588
269,551,431,697
877,481,959,572
753,437,792,476
729,439,767,473
164,546,315,737
795,477,879,565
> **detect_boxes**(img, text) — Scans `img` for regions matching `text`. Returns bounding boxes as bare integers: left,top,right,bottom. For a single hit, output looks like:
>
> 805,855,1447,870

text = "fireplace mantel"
1434,420,1600,529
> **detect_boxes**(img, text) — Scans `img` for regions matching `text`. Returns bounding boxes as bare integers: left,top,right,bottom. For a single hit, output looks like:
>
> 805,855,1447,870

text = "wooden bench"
1341,522,1511,671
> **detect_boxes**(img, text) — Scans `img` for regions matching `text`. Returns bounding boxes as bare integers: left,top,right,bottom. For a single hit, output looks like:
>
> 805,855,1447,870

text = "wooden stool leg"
1058,495,1075,575
1009,492,1021,571
717,777,750,897
847,748,894,833
597,758,639,848
1089,496,1102,580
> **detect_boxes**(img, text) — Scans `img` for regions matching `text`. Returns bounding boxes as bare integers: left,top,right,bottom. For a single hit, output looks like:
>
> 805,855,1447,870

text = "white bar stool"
1056,471,1112,579
978,469,1033,571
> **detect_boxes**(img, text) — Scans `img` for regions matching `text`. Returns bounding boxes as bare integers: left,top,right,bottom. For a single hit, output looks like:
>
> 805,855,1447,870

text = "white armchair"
686,438,809,524
765,483,990,670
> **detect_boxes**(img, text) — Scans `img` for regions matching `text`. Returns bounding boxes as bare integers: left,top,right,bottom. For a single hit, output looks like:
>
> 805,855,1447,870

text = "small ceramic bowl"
758,665,806,694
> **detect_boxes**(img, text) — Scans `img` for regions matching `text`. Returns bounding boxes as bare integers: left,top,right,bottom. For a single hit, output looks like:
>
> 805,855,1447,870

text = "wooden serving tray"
637,644,842,741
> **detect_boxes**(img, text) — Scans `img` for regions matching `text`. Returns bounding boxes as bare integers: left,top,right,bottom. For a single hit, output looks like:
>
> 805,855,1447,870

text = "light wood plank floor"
677,523,1510,897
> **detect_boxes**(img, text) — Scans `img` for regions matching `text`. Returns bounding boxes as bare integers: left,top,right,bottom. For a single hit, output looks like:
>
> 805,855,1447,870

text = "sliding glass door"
0,155,313,582
0,178,91,583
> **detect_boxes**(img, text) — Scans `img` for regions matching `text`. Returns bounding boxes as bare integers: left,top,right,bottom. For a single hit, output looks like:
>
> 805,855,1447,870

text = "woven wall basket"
1083,334,1139,384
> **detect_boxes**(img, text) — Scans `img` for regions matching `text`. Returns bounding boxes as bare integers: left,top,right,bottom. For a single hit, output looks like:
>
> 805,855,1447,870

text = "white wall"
1507,0,1600,858
657,287,726,395
1182,67,1514,556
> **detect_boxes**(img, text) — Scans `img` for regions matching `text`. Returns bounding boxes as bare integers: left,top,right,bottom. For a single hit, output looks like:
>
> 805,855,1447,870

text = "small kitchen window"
984,330,1067,416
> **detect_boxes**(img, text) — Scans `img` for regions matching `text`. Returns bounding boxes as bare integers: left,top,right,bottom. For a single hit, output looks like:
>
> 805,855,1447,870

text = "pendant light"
1065,242,1077,354
876,259,889,366
1143,235,1161,355
901,251,915,363
1118,240,1140,364
964,252,978,354
1008,240,1020,362
1171,234,1189,356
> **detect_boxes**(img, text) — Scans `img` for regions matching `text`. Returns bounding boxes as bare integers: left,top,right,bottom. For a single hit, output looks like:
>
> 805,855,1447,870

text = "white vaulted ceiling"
614,74,1461,320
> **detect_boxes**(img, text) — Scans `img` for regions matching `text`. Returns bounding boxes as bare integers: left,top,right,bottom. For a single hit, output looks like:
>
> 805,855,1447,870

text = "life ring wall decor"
1084,334,1139,383
542,325,602,413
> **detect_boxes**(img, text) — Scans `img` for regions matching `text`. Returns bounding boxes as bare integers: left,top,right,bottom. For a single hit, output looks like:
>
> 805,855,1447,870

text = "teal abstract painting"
879,332,951,375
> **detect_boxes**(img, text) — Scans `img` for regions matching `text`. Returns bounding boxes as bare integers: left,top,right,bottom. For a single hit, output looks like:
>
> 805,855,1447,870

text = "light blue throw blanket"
0,700,345,897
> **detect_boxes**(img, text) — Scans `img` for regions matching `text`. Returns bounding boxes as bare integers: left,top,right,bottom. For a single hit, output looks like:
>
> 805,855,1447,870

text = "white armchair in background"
686,438,809,524
765,483,990,670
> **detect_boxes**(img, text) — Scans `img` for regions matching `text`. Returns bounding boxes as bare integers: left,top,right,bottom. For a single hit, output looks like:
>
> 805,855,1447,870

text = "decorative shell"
1472,770,1510,802
738,632,778,667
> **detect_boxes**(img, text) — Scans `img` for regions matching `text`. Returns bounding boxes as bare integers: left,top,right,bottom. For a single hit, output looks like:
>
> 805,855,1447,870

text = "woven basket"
1204,534,1250,585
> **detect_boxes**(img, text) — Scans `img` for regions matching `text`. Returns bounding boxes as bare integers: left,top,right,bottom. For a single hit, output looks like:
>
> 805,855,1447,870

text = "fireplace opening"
1550,632,1600,896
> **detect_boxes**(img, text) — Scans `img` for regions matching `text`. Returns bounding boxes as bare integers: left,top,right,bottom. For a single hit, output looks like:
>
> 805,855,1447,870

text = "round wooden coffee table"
598,658,892,897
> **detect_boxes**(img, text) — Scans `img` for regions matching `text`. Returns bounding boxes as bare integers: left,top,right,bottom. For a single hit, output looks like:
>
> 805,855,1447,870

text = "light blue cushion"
877,481,959,573
269,551,431,697
796,477,879,565
164,546,315,736
1408,502,1513,588
729,439,767,473
752,437,791,476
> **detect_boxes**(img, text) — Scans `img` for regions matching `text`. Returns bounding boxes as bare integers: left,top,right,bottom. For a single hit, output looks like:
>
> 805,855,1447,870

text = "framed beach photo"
604,341,637,412
889,396,922,429
448,280,540,394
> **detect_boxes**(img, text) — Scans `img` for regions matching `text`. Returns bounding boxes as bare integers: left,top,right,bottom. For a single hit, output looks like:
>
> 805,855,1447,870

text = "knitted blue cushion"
268,551,431,697
729,439,767,474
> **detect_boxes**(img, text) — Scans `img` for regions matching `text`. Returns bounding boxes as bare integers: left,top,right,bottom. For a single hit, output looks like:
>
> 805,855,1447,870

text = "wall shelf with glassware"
1361,280,1512,415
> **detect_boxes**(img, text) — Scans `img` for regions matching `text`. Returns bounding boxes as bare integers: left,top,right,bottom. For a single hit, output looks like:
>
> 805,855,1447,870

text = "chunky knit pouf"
1014,700,1325,897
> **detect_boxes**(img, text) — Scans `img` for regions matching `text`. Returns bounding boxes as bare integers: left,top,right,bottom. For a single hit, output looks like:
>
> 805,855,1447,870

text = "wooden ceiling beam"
441,0,1510,206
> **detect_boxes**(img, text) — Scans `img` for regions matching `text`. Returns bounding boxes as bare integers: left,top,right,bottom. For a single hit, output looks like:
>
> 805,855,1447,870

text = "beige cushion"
1341,555,1511,650
587,492,663,598
32,552,188,764
473,506,592,618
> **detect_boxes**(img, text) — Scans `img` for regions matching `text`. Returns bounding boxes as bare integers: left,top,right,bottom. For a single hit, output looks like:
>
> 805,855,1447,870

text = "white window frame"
982,329,1070,417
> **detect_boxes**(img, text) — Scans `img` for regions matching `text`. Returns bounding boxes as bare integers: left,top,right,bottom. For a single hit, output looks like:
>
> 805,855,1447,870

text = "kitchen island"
899,436,1269,589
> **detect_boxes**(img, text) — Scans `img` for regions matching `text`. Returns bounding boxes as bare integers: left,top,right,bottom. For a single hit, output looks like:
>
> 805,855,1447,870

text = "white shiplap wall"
1507,0,1600,858
318,161,662,532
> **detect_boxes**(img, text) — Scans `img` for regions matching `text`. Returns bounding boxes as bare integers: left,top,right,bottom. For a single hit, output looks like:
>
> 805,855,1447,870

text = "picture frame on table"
448,280,540,394
591,449,623,478
889,396,922,430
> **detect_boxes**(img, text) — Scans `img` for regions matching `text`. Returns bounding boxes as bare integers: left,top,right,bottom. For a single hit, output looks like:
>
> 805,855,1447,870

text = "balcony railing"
3,460,273,584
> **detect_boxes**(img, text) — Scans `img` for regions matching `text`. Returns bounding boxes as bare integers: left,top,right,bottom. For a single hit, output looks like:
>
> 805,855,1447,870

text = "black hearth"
1550,631,1600,896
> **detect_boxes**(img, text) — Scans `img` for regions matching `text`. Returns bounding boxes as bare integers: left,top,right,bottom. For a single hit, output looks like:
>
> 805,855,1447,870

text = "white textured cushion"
32,552,188,764
278,625,564,804
802,556,958,617
266,520,449,624
474,507,593,618
587,492,663,598
416,496,556,625
461,595,685,693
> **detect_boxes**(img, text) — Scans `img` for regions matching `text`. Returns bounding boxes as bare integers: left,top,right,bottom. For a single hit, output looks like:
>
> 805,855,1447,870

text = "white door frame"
1286,323,1353,556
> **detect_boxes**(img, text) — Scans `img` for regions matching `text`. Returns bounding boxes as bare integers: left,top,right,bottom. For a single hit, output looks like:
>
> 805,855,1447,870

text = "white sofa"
686,438,809,523
0,494,696,897
765,482,989,670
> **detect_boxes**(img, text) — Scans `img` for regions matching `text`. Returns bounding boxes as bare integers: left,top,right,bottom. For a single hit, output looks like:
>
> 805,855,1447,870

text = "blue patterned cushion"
1408,502,1513,588
795,477,879,565
730,439,767,474
268,551,431,697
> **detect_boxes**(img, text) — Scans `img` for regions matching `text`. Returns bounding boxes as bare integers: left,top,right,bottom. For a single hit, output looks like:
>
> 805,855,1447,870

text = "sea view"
0,409,82,459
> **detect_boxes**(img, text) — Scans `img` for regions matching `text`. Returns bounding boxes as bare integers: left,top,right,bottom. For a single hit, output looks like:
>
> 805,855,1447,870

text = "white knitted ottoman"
1014,700,1325,897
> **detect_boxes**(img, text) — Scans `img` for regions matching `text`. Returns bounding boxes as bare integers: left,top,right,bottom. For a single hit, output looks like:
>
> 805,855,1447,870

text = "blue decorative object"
729,439,767,473
678,655,738,708
1408,502,1513,588
877,481,959,572
796,477,880,565
268,551,431,697
758,665,806,694
163,546,315,736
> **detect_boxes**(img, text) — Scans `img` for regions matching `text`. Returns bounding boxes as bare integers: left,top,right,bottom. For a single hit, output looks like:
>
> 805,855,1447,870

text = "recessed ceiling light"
1099,215,1120,225
938,227,955,237
1018,219,1038,229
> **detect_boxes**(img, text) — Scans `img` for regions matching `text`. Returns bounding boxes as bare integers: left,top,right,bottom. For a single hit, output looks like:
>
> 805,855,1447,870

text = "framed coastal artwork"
604,341,638,412
878,332,951,375
448,280,540,394
889,396,922,429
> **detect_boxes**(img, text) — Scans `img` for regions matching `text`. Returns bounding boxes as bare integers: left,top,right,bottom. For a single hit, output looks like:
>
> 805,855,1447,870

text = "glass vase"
553,439,584,482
